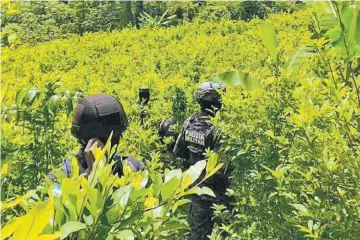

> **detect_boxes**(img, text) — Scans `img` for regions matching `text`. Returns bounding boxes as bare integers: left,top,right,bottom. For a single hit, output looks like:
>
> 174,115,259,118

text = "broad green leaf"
158,219,190,232
118,210,143,228
206,152,218,174
61,178,78,202
258,22,278,60
87,187,104,217
195,186,216,198
60,221,87,240
106,205,120,225
151,173,163,197
207,70,259,90
320,13,337,32
164,169,182,183
115,229,134,240
13,199,54,240
61,178,81,219
83,214,94,226
113,185,131,208
71,157,79,178
26,89,41,106
46,95,61,116
286,46,316,71
205,163,224,180
161,177,181,201
186,160,206,186
326,26,342,44
342,5,359,45
16,88,28,108
0,216,25,239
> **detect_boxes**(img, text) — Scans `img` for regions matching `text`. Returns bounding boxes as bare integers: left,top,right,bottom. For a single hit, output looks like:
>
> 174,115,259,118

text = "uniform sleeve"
173,120,190,159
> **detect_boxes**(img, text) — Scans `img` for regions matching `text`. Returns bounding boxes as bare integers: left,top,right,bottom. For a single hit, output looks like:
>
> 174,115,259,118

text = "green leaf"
326,26,342,44
106,205,119,225
205,163,224,179
158,219,190,232
342,5,359,45
60,221,87,240
117,210,143,229
207,70,259,90
161,177,181,201
115,229,134,240
63,93,74,117
113,185,131,208
87,187,104,217
186,160,206,185
83,214,94,226
164,169,182,183
258,22,278,60
286,46,316,71
291,204,309,216
295,224,313,234
16,88,28,108
13,200,54,240
195,186,216,198
206,152,218,174
1,216,24,239
26,89,41,106
46,95,61,116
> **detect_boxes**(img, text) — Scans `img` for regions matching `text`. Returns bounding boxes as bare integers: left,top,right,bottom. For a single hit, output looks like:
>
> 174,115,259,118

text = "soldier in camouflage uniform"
54,93,144,179
173,82,231,240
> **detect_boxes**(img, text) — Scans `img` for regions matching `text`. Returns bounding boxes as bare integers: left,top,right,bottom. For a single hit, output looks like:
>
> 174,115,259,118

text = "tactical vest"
183,113,215,167
182,113,231,202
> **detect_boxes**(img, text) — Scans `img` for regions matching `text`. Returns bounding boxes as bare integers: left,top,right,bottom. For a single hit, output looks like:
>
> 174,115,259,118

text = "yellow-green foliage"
2,3,360,239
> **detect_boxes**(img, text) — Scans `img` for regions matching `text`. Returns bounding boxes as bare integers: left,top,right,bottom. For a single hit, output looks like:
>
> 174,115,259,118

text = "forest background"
1,1,360,240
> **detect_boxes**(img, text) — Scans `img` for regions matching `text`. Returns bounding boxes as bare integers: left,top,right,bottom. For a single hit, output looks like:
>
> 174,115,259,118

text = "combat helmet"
71,93,128,144
194,82,225,111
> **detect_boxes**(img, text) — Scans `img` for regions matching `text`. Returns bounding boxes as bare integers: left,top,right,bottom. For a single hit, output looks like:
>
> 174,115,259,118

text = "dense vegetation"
1,1,304,47
1,1,360,239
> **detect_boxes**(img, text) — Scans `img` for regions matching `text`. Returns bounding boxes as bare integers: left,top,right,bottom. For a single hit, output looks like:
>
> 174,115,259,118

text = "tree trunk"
123,1,134,28
134,1,144,29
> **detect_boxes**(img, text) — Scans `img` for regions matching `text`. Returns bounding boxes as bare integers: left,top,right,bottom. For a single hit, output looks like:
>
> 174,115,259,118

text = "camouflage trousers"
188,195,215,240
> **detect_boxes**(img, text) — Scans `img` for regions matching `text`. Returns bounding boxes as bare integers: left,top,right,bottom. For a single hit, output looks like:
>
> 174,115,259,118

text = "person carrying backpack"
173,82,232,240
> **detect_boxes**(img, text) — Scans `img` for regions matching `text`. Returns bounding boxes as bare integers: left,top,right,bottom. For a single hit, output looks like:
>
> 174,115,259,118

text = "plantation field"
1,2,360,240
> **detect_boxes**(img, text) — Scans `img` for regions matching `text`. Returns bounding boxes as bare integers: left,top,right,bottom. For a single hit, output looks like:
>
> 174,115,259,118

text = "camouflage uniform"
173,82,231,240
